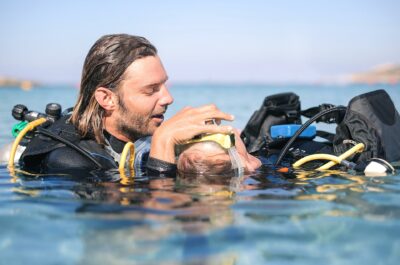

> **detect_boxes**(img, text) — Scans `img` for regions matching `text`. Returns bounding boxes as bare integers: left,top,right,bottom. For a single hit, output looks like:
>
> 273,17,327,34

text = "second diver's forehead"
188,141,228,155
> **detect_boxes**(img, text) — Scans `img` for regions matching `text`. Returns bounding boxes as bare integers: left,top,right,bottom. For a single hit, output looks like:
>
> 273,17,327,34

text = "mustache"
154,106,168,115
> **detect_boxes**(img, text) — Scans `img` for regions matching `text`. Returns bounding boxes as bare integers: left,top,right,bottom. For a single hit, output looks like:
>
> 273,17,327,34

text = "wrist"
146,157,177,175
149,129,176,163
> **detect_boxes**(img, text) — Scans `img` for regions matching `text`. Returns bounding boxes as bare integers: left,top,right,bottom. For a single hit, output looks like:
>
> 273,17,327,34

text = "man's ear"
94,87,117,111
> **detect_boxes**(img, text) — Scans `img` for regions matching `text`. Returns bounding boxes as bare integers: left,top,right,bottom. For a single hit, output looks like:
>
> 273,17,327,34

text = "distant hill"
349,64,400,84
0,77,39,90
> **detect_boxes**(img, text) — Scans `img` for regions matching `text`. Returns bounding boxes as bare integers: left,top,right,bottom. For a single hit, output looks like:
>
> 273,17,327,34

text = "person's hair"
177,142,233,176
70,34,157,144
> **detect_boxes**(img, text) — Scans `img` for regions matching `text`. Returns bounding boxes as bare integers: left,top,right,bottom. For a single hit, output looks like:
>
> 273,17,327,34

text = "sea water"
0,84,400,265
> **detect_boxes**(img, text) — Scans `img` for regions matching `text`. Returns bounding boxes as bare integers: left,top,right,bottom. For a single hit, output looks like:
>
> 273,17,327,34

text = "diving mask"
183,133,235,149
176,133,244,176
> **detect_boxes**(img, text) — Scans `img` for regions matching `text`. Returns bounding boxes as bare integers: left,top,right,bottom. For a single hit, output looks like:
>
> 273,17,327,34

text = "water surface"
0,84,399,265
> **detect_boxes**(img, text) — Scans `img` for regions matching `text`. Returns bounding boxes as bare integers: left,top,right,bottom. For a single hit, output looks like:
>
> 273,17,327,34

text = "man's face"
115,56,173,140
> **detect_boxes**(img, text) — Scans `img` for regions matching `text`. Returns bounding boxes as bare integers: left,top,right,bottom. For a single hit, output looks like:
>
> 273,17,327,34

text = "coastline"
0,77,39,90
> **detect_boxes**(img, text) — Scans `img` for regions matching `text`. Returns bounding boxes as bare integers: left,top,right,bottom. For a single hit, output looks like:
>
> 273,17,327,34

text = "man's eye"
146,85,160,95
143,88,155,95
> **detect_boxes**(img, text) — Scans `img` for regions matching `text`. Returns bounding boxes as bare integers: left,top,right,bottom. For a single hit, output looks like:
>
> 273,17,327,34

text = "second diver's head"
177,131,262,176
177,141,234,176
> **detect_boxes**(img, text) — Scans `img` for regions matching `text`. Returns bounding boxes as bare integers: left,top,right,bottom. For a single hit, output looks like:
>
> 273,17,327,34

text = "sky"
0,0,399,84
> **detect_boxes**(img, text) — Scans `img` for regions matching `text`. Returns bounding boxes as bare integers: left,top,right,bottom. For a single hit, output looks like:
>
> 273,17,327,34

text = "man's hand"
150,104,234,163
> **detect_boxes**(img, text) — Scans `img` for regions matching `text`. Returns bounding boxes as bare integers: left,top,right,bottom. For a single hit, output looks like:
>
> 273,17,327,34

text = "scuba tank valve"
12,103,62,124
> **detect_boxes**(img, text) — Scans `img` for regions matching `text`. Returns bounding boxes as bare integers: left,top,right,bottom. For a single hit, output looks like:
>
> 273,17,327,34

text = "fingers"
171,124,235,145
170,106,234,128
197,104,235,121
200,111,234,122
156,104,235,148
192,124,234,136
181,104,234,121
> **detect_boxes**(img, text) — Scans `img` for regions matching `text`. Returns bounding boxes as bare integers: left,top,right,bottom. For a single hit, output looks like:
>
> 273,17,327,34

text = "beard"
115,95,166,141
116,111,150,141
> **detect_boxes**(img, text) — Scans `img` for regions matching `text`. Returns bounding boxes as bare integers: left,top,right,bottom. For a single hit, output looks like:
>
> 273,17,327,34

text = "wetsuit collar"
104,131,127,153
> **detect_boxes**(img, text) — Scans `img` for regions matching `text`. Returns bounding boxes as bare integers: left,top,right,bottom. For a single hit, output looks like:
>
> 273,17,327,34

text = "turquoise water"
1,84,400,264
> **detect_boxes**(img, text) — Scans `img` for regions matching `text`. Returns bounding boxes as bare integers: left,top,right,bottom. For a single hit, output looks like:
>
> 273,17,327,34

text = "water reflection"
2,164,400,264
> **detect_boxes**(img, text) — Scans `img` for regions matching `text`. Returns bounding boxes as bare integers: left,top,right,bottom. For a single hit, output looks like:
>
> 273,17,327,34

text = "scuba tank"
0,103,63,164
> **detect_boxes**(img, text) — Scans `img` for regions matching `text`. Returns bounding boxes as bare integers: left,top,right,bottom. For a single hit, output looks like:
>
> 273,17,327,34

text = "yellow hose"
317,143,364,170
8,118,137,184
8,118,47,169
292,143,365,171
293,154,343,169
119,141,135,184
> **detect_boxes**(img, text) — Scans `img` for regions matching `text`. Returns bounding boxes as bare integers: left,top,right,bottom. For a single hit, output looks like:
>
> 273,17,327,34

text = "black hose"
37,127,103,169
274,106,347,166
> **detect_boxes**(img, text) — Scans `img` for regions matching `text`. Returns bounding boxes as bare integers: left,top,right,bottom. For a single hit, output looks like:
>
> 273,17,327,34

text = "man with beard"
19,34,234,176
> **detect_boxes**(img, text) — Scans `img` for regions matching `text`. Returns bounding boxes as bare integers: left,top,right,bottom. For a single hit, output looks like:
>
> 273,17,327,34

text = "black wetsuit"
19,115,177,177
20,116,116,174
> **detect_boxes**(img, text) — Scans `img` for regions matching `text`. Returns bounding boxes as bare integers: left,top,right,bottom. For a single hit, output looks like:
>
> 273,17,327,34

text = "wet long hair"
70,34,157,144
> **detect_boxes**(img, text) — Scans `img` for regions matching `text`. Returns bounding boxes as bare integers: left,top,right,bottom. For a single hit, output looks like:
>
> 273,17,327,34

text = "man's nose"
159,85,174,106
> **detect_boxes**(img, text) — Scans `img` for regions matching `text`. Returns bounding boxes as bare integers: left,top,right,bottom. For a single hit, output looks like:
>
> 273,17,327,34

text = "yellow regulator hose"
8,118,47,169
119,142,135,184
317,143,364,170
293,143,365,170
293,154,343,169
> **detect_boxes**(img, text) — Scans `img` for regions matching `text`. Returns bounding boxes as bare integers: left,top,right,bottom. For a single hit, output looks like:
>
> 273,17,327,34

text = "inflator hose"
8,118,47,169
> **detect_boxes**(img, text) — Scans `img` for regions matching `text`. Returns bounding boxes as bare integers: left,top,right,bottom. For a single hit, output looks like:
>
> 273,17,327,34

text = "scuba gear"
270,124,316,140
119,142,135,184
182,133,235,150
18,114,149,177
12,103,62,124
274,105,347,166
333,89,400,163
242,89,400,171
8,103,110,171
293,143,365,171
18,115,117,173
8,118,47,169
362,158,395,176
8,89,400,178
8,103,143,177
176,133,244,176
12,121,28,137
241,92,301,154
